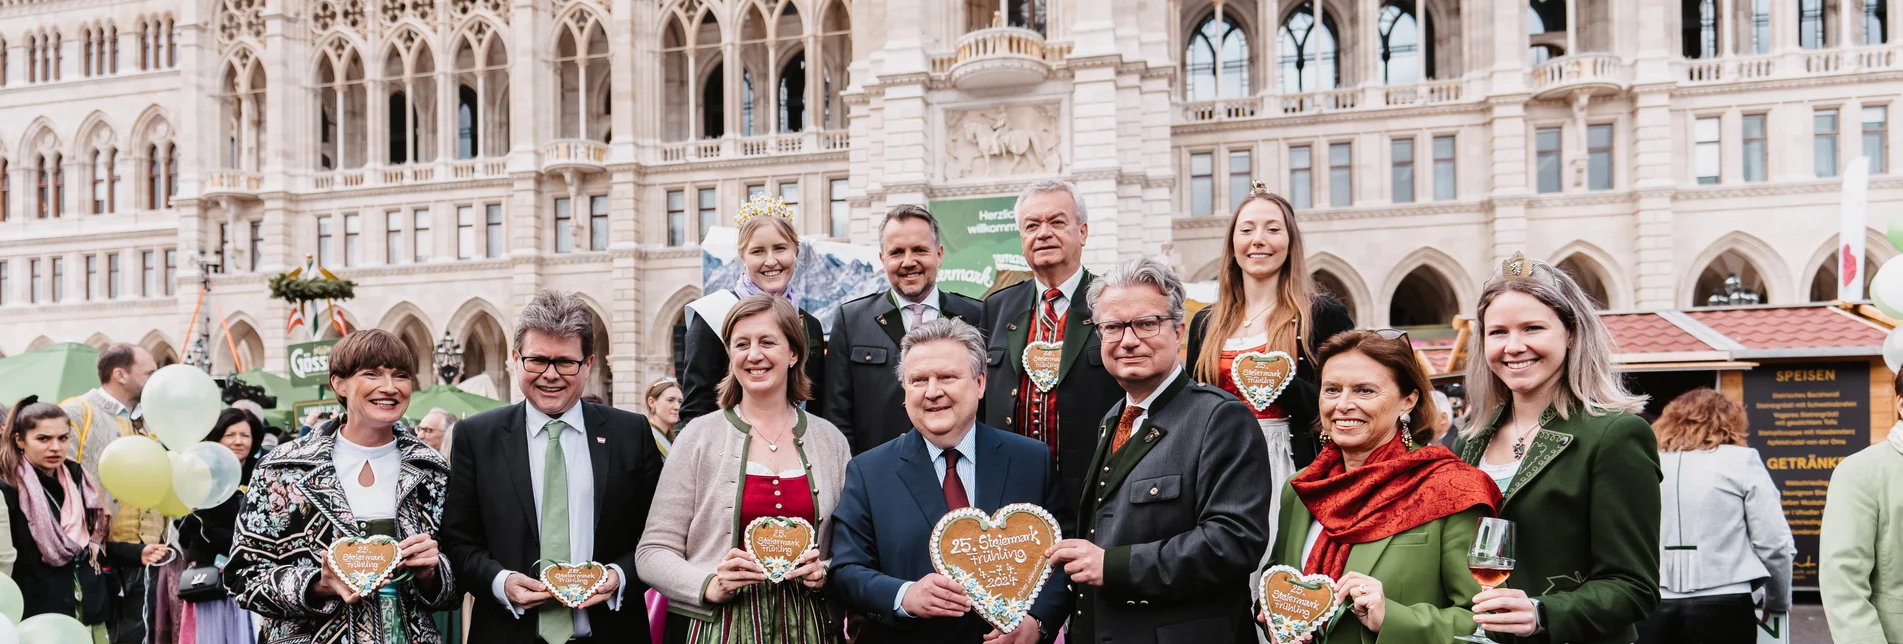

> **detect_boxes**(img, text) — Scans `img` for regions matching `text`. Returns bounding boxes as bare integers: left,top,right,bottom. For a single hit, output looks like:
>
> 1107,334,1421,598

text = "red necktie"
1112,405,1145,453
942,449,970,511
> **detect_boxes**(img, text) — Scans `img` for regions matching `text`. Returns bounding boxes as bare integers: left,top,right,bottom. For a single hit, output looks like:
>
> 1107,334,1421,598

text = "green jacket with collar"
1453,404,1662,644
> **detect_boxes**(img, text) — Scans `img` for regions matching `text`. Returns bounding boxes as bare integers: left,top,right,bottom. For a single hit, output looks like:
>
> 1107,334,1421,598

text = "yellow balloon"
97,436,171,510
155,454,194,518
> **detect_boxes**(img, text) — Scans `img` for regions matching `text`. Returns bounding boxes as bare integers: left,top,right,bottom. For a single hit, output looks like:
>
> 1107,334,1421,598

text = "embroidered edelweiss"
733,193,796,226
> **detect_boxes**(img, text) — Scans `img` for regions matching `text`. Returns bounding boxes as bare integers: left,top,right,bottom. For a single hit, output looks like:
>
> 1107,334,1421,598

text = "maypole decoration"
270,255,358,340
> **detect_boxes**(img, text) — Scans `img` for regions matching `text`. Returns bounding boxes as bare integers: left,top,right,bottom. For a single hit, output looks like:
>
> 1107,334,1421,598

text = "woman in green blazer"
1455,254,1661,643
1257,330,1500,644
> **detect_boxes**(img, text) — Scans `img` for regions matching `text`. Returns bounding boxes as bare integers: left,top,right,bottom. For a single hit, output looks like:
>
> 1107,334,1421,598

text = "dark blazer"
980,272,1121,505
824,289,985,455
1184,295,1353,469
1071,373,1272,644
441,401,666,644
0,462,128,624
1453,404,1662,644
679,293,827,428
828,424,1072,643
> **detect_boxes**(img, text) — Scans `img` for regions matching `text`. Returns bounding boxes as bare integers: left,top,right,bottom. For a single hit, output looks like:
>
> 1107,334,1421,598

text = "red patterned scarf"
1290,433,1501,579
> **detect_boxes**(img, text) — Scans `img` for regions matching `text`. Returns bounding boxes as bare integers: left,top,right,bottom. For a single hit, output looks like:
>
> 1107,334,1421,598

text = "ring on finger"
1353,585,1369,597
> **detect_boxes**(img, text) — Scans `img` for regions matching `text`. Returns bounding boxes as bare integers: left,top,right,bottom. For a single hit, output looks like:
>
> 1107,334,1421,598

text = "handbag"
177,564,225,603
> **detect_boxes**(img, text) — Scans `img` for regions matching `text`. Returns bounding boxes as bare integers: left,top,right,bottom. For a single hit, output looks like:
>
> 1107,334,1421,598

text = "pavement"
1791,602,1832,644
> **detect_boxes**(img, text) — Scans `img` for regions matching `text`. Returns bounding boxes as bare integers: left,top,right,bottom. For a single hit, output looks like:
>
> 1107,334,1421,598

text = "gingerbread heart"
930,503,1062,634
1232,350,1295,412
327,535,402,596
1023,341,1063,392
1258,565,1340,644
744,516,816,583
540,561,609,608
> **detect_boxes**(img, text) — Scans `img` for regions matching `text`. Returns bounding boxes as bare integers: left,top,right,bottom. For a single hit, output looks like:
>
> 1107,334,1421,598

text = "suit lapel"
938,292,970,324
1092,373,1189,502
1280,495,1315,566
500,404,540,532
1005,303,1033,379
1345,534,1394,578
1501,428,1574,509
974,425,1008,511
896,432,952,525
874,291,906,348
584,403,611,522
1057,272,1093,383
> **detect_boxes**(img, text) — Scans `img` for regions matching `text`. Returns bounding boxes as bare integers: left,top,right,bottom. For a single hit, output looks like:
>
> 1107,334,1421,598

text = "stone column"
1630,85,1678,308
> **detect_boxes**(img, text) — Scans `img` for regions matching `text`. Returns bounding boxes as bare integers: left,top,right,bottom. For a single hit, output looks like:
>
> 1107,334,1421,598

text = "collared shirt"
892,287,943,331
893,425,979,617
490,402,623,632
1032,268,1085,317
1125,363,1185,428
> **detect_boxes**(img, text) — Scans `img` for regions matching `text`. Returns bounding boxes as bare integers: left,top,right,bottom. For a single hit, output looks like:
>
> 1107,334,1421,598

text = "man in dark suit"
981,179,1122,505
442,290,665,644
1046,258,1272,644
826,204,985,455
831,318,1071,644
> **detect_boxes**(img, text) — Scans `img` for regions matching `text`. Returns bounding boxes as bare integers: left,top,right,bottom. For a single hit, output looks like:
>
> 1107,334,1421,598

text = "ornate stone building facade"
0,0,1898,407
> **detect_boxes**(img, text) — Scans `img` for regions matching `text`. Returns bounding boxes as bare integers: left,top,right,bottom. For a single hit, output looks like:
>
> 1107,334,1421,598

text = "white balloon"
0,614,17,644
174,441,244,509
1885,327,1903,375
143,365,225,451
1871,260,1903,319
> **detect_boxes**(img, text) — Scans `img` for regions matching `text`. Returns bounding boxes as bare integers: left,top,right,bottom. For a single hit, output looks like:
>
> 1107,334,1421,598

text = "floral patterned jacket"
225,422,457,644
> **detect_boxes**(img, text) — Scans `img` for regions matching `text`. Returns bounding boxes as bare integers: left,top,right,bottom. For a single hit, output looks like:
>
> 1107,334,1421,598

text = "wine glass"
1456,517,1516,644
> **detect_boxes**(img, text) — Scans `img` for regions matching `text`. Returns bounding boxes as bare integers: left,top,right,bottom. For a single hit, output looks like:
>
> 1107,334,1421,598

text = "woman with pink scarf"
0,397,165,633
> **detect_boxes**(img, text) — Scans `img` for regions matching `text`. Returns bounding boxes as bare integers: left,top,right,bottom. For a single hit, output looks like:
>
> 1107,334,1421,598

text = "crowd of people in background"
0,176,1897,644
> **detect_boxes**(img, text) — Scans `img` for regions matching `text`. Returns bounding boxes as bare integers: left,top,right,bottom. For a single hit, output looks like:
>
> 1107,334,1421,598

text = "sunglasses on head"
1373,328,1413,347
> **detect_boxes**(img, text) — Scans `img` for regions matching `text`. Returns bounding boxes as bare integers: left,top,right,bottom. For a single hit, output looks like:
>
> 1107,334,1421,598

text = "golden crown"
733,194,796,226
1501,251,1530,277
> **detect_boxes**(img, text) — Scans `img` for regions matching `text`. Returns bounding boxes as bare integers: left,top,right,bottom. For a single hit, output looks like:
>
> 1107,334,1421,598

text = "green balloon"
17,613,90,644
0,574,19,624
1889,216,1903,253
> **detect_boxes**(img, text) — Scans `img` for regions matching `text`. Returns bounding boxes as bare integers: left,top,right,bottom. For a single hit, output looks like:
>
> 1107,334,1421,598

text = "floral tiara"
734,194,796,225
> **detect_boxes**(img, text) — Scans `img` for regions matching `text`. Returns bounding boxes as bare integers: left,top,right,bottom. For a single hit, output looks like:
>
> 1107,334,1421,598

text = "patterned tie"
906,303,929,331
1111,405,1144,453
1037,288,1062,341
941,449,970,511
539,420,573,644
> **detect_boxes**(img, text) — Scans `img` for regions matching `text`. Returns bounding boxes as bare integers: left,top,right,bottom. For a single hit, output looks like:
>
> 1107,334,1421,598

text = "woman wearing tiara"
678,195,828,429
1186,181,1353,530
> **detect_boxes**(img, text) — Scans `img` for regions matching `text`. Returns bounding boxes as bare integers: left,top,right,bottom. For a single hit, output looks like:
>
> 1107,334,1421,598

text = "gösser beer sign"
289,340,339,388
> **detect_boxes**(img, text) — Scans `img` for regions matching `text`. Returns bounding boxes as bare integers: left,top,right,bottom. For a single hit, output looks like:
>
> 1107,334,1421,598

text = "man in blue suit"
829,318,1073,644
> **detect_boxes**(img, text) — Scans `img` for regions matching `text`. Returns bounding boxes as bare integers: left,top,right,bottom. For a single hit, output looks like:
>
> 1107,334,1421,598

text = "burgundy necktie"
942,449,970,511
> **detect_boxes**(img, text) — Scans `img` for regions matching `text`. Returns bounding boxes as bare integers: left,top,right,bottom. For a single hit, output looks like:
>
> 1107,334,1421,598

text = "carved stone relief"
944,103,1063,180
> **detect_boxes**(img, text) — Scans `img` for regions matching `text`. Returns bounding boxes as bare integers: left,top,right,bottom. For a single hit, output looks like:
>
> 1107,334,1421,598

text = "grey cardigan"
1659,445,1796,610
635,408,852,620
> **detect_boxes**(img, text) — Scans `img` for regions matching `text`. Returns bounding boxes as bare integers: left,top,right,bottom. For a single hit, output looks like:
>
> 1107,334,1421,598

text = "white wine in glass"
1456,517,1516,644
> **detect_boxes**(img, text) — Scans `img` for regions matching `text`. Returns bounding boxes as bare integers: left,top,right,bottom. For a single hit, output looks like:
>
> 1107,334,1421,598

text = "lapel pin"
877,315,888,325
1144,428,1160,443
1008,323,1018,331
596,437,606,444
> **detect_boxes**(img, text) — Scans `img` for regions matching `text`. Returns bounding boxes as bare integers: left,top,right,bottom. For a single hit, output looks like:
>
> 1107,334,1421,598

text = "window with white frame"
1290,145,1313,209
1536,127,1563,193
1432,135,1455,200
1391,138,1415,203
1816,108,1840,178
1864,106,1887,174
1695,117,1721,185
1190,152,1214,215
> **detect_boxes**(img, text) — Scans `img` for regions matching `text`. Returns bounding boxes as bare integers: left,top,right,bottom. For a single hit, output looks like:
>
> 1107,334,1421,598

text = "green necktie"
539,420,574,644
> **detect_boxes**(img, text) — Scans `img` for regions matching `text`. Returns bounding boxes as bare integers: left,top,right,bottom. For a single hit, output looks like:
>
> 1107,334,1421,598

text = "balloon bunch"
1876,219,1903,373
95,365,244,519
0,573,93,644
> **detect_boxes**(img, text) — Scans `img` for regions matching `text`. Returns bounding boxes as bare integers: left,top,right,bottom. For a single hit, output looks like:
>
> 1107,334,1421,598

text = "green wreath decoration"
268,272,358,303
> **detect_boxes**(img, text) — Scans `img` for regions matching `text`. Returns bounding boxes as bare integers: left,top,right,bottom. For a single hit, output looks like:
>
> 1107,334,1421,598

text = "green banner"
288,340,338,388
928,195,1026,298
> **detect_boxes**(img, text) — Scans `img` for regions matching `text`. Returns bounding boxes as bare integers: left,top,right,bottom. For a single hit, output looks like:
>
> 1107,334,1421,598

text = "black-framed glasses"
1373,328,1413,347
1096,315,1176,342
520,356,585,376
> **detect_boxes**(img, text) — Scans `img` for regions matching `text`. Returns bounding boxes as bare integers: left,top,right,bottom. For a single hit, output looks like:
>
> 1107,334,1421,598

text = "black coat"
440,401,666,644
179,459,255,569
1,461,137,624
978,273,1122,507
822,289,985,455
1184,295,1353,469
678,294,827,429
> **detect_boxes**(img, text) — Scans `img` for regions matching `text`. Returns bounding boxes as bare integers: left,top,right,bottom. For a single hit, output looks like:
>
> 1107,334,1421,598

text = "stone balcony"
199,170,263,200
541,139,609,175
1177,79,1468,124
311,158,507,191
947,27,1052,90
1679,44,1900,84
652,130,850,164
1529,54,1629,99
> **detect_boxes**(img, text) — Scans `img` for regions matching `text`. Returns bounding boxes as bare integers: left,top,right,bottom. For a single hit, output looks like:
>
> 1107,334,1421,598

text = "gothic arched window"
1280,2,1339,93
1187,12,1250,101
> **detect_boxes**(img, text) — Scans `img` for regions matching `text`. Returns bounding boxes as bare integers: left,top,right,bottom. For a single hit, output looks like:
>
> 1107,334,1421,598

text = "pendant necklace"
1510,411,1540,460
1240,302,1275,328
746,408,794,452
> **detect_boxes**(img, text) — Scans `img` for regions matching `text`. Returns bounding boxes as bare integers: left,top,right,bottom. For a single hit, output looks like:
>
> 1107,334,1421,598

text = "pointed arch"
1547,240,1629,309
138,329,176,367
17,116,59,159
375,300,437,334
317,306,362,340
446,296,511,397
73,111,120,154
129,104,175,147
213,313,267,375
1185,6,1253,101
26,336,55,351
1802,228,1899,302
1307,251,1374,326
1378,247,1471,328
83,332,112,350
650,285,703,351
554,5,611,142
1680,231,1793,307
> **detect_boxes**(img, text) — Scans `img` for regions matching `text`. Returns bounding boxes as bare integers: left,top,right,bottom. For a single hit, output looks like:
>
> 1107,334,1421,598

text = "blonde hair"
1193,187,1317,385
1461,256,1646,438
737,214,800,251
1653,388,1748,451
715,295,813,410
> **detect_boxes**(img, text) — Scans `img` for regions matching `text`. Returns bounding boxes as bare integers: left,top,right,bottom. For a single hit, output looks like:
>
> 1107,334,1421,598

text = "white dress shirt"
893,426,979,617
1032,269,1085,318
490,403,624,634
893,287,943,331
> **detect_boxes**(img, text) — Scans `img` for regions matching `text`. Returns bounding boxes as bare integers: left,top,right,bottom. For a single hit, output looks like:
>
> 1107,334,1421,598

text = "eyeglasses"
1095,315,1177,342
1373,328,1413,347
520,356,585,376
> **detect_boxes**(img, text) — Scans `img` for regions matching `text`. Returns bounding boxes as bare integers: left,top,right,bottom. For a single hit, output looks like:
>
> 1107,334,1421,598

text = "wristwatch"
1529,597,1548,634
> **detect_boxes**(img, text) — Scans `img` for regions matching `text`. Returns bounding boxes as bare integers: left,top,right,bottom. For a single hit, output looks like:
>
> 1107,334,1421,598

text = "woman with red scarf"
1256,331,1501,643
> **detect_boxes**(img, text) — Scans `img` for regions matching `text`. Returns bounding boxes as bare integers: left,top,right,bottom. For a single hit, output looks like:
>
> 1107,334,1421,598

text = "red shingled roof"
1683,306,1887,351
1602,313,1715,354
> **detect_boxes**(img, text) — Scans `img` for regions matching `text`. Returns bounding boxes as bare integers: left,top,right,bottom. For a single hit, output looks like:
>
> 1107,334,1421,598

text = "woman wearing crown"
678,195,828,429
1186,181,1353,536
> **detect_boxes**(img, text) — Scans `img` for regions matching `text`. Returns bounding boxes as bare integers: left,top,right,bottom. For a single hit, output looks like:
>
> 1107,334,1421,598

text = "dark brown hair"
328,328,418,381
1192,188,1318,386
716,295,812,409
96,343,144,385
204,407,261,444
1314,330,1442,446
2,398,71,487
1653,388,1749,452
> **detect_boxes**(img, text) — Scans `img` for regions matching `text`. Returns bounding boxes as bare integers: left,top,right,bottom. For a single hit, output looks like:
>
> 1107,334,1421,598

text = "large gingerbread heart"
744,516,816,583
1258,565,1340,644
327,535,402,596
1023,342,1063,392
930,503,1062,634
540,561,609,608
1232,350,1295,412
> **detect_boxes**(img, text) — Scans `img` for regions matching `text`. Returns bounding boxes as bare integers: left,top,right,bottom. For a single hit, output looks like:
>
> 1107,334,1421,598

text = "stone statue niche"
944,103,1063,180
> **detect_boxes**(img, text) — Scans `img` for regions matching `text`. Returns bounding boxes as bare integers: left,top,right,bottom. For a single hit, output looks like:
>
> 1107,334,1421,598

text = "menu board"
1740,362,1869,589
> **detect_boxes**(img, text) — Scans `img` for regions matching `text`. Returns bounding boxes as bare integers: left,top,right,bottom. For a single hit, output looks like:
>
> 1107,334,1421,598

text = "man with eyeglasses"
442,290,666,644
1045,257,1271,644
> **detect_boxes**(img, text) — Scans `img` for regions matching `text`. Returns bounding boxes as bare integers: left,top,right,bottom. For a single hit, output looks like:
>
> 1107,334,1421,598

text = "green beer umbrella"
403,385,507,424
0,343,103,407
